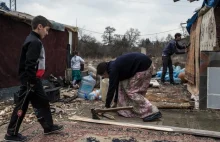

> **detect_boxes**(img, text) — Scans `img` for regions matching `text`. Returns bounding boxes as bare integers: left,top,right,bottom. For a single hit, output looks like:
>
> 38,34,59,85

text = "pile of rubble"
0,86,103,127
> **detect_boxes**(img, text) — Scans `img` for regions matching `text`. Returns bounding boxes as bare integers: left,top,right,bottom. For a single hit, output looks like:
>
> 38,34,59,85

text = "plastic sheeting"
186,0,220,34
0,2,10,11
156,66,185,84
202,0,220,7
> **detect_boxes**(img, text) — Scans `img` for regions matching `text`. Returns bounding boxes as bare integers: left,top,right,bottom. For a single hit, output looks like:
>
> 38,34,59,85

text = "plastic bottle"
87,92,96,100
87,90,101,100
100,78,109,102
78,73,96,99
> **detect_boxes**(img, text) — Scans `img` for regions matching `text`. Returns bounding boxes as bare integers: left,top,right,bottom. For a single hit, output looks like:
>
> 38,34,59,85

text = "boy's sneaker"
44,124,64,135
4,133,27,142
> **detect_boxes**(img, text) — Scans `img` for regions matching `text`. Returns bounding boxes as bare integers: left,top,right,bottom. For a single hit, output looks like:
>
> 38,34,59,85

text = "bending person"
97,52,162,122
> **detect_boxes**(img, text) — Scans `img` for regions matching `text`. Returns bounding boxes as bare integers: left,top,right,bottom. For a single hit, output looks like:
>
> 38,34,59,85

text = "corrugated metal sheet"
0,13,74,88
200,8,218,51
0,9,78,32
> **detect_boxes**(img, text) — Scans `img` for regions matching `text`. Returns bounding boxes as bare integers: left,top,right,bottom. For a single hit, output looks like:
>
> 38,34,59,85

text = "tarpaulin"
186,0,220,34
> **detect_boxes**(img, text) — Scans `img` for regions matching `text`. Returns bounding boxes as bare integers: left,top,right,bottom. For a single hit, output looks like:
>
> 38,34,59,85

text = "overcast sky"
3,0,203,42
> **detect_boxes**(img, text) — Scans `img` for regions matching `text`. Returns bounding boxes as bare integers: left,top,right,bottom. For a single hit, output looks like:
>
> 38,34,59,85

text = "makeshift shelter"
185,0,220,109
0,9,78,88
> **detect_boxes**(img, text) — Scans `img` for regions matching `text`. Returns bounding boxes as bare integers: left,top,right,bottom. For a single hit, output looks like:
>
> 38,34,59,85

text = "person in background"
161,33,189,84
4,15,63,142
96,52,162,122
71,51,85,88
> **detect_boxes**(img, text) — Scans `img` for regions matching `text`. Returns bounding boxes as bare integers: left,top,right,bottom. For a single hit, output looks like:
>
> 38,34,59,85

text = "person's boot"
143,112,162,122
4,133,27,142
169,75,176,85
161,77,165,84
161,72,166,84
170,80,177,85
169,72,176,85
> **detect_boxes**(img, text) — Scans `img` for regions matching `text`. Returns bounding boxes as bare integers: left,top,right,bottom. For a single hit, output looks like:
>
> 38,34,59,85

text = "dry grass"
83,54,187,73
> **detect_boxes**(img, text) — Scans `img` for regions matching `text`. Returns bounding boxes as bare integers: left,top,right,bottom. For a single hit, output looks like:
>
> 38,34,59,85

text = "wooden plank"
151,102,193,109
69,116,173,132
69,116,220,139
185,19,196,84
195,16,203,93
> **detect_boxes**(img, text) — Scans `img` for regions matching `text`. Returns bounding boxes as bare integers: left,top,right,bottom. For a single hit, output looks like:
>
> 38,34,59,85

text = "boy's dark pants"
161,56,174,83
7,79,53,135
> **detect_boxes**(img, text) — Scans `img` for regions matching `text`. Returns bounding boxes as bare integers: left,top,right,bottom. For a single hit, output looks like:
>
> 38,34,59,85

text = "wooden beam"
69,116,220,139
69,116,173,131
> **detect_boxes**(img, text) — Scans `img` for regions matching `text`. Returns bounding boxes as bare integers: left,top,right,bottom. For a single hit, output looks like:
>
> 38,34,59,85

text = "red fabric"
36,70,45,78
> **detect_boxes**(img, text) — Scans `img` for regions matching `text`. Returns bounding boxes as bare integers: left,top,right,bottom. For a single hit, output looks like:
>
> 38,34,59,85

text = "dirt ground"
1,83,220,142
1,57,220,141
1,121,219,142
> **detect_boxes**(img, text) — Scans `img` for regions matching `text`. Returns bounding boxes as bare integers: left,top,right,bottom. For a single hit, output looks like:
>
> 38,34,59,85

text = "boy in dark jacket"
4,15,63,142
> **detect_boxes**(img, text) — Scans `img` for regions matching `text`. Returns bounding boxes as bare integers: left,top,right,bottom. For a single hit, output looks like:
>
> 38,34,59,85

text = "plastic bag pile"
156,66,185,84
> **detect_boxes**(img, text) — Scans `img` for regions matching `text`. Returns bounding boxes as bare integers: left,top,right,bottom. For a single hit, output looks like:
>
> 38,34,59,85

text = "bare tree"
138,38,151,48
125,28,141,48
165,34,173,42
102,26,116,45
80,34,96,43
113,34,129,48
